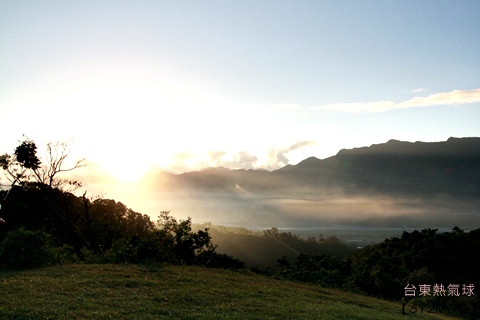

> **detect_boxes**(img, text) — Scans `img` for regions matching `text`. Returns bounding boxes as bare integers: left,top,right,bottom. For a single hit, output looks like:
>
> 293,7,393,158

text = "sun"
99,149,173,184
108,164,150,183
94,152,154,183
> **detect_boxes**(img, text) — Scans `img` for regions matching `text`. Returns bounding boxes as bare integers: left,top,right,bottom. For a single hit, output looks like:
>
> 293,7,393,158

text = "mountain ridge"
277,137,480,197
148,137,480,199
160,137,480,175
143,137,480,228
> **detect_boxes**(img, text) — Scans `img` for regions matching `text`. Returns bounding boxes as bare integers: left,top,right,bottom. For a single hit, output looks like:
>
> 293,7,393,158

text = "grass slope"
0,264,458,320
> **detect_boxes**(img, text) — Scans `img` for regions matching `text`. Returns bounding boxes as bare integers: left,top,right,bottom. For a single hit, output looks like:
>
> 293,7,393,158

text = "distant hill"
146,138,480,228
152,137,480,198
276,137,480,198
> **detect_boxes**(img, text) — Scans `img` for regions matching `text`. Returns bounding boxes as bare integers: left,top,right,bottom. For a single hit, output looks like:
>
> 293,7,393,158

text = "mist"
98,178,480,232
81,138,480,238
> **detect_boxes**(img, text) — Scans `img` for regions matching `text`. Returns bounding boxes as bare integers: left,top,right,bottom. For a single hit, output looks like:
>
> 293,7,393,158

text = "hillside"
150,137,480,198
206,226,353,268
144,138,480,228
278,137,480,198
0,263,461,319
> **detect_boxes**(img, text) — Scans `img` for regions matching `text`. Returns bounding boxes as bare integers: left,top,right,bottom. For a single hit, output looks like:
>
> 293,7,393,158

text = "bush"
80,247,105,264
52,244,80,264
105,234,166,264
156,211,216,265
0,228,56,270
197,251,245,269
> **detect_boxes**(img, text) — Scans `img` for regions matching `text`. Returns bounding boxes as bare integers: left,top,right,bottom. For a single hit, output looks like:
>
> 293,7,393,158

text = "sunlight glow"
2,61,253,179
103,162,151,183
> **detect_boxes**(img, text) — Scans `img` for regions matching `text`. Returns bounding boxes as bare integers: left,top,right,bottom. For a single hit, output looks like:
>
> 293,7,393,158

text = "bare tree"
0,138,86,216
32,141,86,192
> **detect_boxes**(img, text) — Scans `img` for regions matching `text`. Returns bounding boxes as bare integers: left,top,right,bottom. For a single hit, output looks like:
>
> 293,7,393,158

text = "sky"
1,0,480,185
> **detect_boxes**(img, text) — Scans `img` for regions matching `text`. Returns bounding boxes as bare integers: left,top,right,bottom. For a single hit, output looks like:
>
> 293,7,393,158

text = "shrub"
53,243,80,264
197,251,245,269
0,228,56,270
79,247,105,264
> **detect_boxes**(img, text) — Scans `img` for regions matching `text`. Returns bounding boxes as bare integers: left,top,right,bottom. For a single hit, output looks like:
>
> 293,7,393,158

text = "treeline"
0,138,243,270
274,227,480,301
2,181,479,305
2,138,479,311
194,224,353,268
0,185,243,270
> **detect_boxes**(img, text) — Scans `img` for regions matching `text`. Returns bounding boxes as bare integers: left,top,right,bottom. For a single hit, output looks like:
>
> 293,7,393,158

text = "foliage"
196,251,245,269
206,226,352,268
278,253,351,288
1,167,242,270
80,198,155,255
52,243,80,264
1,138,85,191
0,186,243,269
276,226,480,304
3,137,478,311
0,136,243,270
156,211,214,264
154,211,244,268
13,139,41,170
0,138,286,272
0,138,40,185
0,228,56,270
105,233,166,264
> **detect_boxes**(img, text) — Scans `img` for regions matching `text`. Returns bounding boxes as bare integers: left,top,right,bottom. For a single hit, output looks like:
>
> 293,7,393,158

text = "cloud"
398,89,480,108
314,88,480,113
207,151,227,167
220,151,258,169
285,140,316,152
273,103,304,111
268,140,316,169
275,151,289,167
165,142,315,172
412,88,427,93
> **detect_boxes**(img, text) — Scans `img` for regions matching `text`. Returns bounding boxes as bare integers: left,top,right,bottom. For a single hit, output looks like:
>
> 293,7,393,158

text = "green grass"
0,264,461,320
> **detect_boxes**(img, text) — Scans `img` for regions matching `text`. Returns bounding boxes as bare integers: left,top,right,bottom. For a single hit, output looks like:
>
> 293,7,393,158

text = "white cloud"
267,140,316,169
273,103,304,110
210,151,258,170
161,141,316,173
412,88,427,93
285,140,316,152
314,88,480,113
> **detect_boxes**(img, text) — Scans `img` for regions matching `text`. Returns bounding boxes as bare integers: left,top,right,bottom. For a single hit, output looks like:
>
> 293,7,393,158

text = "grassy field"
0,264,461,320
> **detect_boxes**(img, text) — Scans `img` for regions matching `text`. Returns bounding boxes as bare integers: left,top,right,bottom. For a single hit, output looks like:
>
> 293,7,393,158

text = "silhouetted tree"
1,138,87,249
1,139,245,270
1,138,41,208
1,138,85,193
31,141,85,192
156,211,216,265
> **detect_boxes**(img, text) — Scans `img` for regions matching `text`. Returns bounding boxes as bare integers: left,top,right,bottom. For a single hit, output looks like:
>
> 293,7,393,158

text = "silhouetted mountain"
276,137,480,198
153,137,480,199
146,138,480,228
